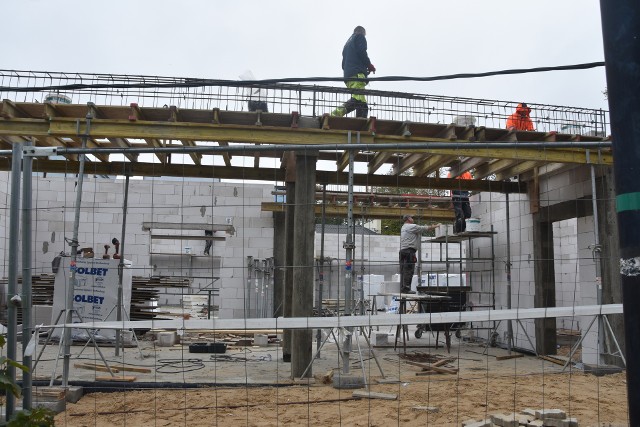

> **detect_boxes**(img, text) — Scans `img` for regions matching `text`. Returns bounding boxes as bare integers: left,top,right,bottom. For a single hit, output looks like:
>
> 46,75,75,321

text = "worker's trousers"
399,248,417,292
453,197,471,233
331,73,368,118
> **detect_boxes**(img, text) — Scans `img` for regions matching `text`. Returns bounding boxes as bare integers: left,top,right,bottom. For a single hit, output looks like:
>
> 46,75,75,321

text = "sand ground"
31,329,628,426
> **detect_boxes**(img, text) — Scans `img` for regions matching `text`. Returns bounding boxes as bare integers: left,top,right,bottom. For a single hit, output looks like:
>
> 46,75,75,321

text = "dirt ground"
54,370,628,426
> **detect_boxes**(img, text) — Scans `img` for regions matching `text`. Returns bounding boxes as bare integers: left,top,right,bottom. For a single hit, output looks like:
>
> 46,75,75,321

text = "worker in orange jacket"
506,103,535,131
448,170,473,233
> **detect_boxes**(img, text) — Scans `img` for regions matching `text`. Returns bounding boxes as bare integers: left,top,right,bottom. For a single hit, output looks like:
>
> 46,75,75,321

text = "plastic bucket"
466,218,480,232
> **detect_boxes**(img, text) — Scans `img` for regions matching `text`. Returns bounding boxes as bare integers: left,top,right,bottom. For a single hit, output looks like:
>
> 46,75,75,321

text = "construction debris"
462,408,578,427
352,390,397,400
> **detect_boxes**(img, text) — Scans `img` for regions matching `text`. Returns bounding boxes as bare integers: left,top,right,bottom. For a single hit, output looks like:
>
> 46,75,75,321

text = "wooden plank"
432,358,455,367
150,234,226,241
95,375,137,382
352,391,397,400
375,378,402,384
495,353,525,361
74,363,118,373
537,355,566,366
404,360,458,374
142,222,235,233
90,363,151,374
411,406,440,413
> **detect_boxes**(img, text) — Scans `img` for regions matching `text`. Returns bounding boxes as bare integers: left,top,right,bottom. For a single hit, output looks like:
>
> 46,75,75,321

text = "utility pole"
600,1,640,424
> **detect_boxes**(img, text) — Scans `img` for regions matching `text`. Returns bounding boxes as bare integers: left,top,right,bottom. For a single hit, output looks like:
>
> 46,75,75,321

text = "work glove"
368,63,376,74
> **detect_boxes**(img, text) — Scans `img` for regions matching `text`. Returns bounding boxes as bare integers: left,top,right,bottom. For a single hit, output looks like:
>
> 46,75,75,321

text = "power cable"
0,62,605,92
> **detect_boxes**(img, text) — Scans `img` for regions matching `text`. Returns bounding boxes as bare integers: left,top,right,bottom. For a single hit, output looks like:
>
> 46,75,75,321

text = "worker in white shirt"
399,215,439,294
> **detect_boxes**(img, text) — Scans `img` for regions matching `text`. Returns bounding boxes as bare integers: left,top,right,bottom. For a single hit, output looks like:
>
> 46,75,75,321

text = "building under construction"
0,69,630,425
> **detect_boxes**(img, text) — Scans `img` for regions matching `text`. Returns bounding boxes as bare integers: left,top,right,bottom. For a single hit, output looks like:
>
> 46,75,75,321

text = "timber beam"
0,117,612,165
261,202,455,221
0,159,527,193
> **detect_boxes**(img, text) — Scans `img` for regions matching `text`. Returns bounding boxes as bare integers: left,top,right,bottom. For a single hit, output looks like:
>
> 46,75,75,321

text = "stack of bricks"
462,408,578,427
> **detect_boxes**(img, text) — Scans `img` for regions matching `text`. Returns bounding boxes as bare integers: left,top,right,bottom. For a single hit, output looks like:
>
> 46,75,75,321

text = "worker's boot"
331,97,358,117
355,101,368,118
343,97,359,115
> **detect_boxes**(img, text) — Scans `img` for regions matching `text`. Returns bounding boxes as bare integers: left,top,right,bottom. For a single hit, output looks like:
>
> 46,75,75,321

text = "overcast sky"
4,0,608,110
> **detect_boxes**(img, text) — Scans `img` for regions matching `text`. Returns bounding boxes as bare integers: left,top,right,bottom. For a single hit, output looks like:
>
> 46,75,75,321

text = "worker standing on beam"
448,170,473,233
331,26,376,118
399,215,439,294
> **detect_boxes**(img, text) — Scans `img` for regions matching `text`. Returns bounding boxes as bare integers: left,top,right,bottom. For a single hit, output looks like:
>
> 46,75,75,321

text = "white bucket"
374,333,388,346
254,334,268,346
121,330,134,345
158,331,178,347
466,218,481,232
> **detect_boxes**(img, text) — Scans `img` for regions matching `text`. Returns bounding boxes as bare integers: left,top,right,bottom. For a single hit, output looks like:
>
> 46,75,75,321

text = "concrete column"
283,182,295,362
272,212,286,318
532,213,557,355
291,152,317,378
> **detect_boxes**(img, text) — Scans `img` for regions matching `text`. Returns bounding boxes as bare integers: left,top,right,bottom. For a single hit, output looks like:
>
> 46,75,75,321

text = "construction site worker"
203,230,213,255
399,215,439,294
331,26,376,118
448,170,473,233
506,103,535,131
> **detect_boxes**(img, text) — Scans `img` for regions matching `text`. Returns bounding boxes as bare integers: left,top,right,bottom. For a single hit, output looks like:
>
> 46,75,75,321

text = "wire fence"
0,69,609,136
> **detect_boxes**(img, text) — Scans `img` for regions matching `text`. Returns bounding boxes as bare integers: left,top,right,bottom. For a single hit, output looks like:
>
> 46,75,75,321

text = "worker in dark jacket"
448,170,473,233
331,26,376,118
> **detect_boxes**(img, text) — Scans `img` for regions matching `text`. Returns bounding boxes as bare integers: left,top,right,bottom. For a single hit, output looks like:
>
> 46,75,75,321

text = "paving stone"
583,363,624,376
515,414,533,425
543,418,578,427
521,408,537,417
490,413,519,427
536,409,567,420
462,419,492,427
526,420,544,427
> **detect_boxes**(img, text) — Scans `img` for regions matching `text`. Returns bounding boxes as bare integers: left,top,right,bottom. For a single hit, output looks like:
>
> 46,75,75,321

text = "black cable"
156,358,205,373
207,353,272,363
0,62,605,92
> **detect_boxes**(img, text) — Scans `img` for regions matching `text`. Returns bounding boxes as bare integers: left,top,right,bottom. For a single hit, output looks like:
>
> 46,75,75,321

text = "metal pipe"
115,174,130,356
360,219,365,315
341,131,355,375
505,192,513,353
246,256,253,318
0,141,611,157
588,157,605,359
21,140,33,410
316,184,327,357
62,114,91,387
5,142,22,420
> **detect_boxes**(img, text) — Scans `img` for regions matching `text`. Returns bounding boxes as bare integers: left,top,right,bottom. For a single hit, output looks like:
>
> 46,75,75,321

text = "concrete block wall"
0,165,606,360
471,191,537,349
0,173,275,320
577,215,600,365
553,218,581,331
